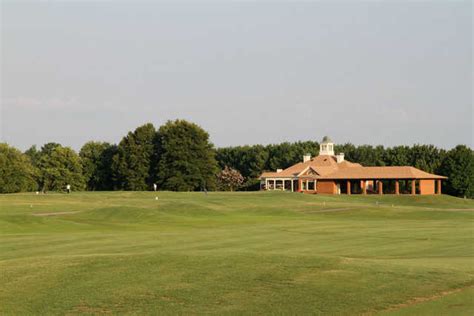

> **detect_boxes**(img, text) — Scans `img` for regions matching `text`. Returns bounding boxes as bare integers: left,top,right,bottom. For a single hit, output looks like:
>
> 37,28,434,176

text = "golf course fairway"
1,191,473,315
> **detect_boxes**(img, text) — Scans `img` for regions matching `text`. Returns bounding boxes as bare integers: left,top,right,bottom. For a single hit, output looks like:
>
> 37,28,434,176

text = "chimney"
303,153,311,163
336,153,345,163
276,169,283,173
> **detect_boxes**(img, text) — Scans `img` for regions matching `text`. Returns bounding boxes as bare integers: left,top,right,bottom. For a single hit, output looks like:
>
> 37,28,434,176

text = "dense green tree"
217,145,268,179
36,145,85,191
266,141,319,171
24,145,42,186
381,145,411,166
238,145,269,179
101,145,119,189
80,142,117,190
334,143,356,159
343,145,386,166
40,142,62,156
24,145,41,167
267,142,297,171
408,145,446,174
0,143,38,193
157,120,218,191
293,141,320,161
438,145,474,198
112,123,157,190
216,147,238,170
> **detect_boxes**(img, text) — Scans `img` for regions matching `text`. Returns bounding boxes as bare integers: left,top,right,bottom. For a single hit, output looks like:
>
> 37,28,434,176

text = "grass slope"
0,192,473,315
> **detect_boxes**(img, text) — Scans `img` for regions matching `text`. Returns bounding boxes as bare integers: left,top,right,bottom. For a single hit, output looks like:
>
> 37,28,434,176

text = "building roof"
260,155,446,180
324,166,447,180
261,155,359,179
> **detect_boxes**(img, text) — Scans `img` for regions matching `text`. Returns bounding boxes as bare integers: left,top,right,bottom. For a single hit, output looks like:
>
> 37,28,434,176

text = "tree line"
0,119,473,198
1,120,217,193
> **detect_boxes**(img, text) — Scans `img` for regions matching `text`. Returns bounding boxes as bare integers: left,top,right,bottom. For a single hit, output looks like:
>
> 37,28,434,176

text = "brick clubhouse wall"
317,180,337,194
419,179,435,195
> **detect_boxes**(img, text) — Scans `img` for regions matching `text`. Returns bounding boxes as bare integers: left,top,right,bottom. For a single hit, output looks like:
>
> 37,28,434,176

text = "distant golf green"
1,192,473,315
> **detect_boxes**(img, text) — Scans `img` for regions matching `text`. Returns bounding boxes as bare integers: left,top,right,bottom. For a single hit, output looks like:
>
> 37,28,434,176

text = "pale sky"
1,1,472,151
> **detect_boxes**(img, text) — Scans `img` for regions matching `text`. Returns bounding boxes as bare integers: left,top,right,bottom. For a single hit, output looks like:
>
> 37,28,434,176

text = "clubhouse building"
260,136,446,195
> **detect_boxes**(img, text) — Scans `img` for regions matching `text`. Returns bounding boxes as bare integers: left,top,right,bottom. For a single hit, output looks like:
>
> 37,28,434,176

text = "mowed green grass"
0,192,473,315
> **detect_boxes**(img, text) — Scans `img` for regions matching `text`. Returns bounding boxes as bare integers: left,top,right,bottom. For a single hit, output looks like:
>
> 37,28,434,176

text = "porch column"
411,179,416,195
273,179,276,190
291,180,294,192
265,179,268,191
437,179,442,195
362,180,367,195
378,181,383,195
395,180,400,195
306,180,309,191
347,180,351,195
314,180,317,192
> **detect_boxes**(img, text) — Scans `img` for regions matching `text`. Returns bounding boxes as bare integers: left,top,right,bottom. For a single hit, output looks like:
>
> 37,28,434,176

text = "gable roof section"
260,161,310,178
297,166,320,177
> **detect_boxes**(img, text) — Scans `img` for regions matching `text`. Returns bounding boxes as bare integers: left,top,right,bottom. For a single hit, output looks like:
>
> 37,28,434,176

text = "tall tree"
156,120,218,191
266,142,319,171
382,145,411,167
408,145,445,174
80,142,117,190
0,143,38,193
346,145,386,166
40,142,62,156
112,123,157,190
37,145,85,191
24,145,42,187
438,145,474,198
24,145,41,167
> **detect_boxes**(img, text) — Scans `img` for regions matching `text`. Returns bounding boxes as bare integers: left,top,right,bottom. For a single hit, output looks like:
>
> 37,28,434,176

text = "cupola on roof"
319,136,335,156
321,136,333,144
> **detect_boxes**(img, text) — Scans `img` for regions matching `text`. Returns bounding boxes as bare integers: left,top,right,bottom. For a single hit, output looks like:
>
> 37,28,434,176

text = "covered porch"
261,178,298,192
260,176,319,193
335,179,443,195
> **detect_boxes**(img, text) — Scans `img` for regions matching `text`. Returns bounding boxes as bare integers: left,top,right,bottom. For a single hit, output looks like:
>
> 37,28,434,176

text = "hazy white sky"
1,1,472,151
